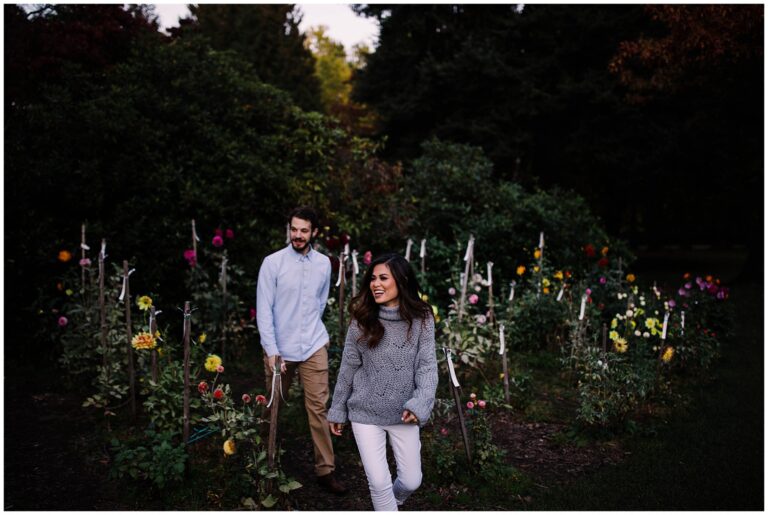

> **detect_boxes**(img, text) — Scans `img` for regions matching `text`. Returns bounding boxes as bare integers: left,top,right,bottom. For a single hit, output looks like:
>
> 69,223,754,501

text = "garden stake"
420,238,426,275
182,301,191,444
499,323,510,405
98,239,108,373
458,235,474,322
80,223,88,299
536,232,544,299
602,323,607,353
443,348,472,467
486,261,496,327
338,251,347,341
191,219,199,263
267,356,283,472
405,238,413,261
150,306,159,382
122,260,136,420
351,250,359,297
220,252,228,362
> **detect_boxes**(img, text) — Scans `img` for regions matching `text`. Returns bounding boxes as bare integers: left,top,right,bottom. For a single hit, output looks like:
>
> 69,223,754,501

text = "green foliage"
179,4,322,111
144,361,202,435
110,430,187,489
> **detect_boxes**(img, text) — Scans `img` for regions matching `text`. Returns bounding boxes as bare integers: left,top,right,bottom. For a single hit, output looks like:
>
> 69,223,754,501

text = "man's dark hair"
288,206,319,231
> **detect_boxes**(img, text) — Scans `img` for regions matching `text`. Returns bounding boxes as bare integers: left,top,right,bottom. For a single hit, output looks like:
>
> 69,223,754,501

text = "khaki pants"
264,346,335,477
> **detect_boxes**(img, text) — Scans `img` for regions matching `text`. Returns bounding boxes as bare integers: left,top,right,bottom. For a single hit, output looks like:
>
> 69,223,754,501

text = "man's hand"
267,354,287,373
401,409,419,425
329,422,344,436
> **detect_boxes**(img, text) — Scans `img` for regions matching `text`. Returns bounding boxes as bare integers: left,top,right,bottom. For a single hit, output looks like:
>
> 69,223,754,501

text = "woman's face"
370,263,399,307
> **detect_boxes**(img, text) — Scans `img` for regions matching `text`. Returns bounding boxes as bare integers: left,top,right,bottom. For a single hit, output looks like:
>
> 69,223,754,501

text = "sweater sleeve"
327,323,363,424
403,315,438,426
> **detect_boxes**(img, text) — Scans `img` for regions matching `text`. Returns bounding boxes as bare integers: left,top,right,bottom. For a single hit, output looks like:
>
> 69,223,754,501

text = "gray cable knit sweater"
327,305,438,427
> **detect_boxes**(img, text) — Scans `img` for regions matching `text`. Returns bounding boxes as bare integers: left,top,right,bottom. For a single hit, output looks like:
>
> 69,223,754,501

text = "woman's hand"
329,422,345,436
401,409,419,425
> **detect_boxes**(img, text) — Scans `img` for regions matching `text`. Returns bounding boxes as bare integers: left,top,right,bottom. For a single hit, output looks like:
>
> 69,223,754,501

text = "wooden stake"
150,306,159,382
98,239,108,374
267,356,283,471
182,301,191,444
220,253,228,362
80,224,87,296
191,219,198,262
443,348,472,466
123,260,136,420
338,252,346,340
458,236,474,322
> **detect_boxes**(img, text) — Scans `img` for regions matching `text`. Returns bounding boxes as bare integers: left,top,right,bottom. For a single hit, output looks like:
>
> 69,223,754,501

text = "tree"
305,25,353,111
172,4,322,112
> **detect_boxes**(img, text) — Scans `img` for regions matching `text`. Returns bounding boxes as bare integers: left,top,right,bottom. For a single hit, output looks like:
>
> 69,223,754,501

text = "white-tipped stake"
487,262,493,286
539,231,545,249
498,323,506,355
352,250,359,275
661,311,670,340
119,268,136,302
463,236,474,262
681,311,685,335
557,285,564,302
578,294,587,320
509,282,516,302
420,239,427,259
405,238,414,261
446,349,460,388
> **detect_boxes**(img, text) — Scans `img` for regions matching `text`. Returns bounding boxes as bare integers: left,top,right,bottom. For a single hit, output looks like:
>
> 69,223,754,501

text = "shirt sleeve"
318,256,331,315
256,256,279,357
327,322,363,424
403,315,438,426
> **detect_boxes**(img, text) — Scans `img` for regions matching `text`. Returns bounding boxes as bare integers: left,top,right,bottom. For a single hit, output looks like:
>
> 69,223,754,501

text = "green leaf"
261,495,278,508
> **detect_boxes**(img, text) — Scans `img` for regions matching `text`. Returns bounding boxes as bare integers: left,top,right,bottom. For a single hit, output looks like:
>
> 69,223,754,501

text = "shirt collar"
288,243,315,262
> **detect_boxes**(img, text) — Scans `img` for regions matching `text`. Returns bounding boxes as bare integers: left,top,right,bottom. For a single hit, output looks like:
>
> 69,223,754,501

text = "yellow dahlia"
136,295,153,311
609,330,619,341
613,337,628,353
661,346,675,363
516,265,526,276
533,249,542,260
223,439,236,455
626,273,636,283
198,332,207,344
205,354,222,372
131,331,157,350
553,270,564,281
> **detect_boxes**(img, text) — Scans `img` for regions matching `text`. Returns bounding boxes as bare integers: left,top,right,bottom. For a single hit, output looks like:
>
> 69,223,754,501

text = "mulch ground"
4,379,626,511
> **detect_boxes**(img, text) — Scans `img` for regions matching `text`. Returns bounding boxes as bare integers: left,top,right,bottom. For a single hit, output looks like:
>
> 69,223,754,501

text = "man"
256,206,347,495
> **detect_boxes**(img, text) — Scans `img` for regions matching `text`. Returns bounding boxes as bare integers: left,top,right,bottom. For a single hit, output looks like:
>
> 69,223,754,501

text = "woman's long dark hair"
349,252,434,349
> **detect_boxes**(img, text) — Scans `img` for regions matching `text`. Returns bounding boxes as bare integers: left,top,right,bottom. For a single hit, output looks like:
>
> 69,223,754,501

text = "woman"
327,253,438,511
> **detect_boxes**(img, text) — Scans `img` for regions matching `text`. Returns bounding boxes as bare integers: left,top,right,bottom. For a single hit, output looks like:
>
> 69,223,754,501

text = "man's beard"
292,238,311,252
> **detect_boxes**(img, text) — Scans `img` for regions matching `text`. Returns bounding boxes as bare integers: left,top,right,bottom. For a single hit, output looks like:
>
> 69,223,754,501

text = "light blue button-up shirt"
256,244,331,362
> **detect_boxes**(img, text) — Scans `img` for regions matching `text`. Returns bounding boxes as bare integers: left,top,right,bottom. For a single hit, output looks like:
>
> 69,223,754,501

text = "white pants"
351,422,422,511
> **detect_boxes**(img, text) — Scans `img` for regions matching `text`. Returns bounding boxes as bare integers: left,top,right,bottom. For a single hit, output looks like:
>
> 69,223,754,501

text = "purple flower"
448,287,456,296
468,294,479,305
684,282,692,290
79,258,91,267
58,316,68,327
599,276,607,285
668,299,676,308
678,287,687,297
212,235,224,247
585,288,592,296
707,284,719,295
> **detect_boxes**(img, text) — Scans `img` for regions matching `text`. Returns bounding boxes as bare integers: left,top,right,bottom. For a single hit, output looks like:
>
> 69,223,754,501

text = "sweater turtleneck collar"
378,305,402,321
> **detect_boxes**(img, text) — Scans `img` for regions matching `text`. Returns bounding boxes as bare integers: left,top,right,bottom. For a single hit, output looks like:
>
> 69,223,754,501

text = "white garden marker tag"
498,323,506,355
487,261,493,286
405,238,414,261
509,282,516,302
119,268,136,302
352,250,359,274
463,236,474,262
80,242,90,250
539,231,545,249
578,294,587,320
446,349,460,388
556,285,565,302
100,240,107,259
661,311,670,340
419,239,427,259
